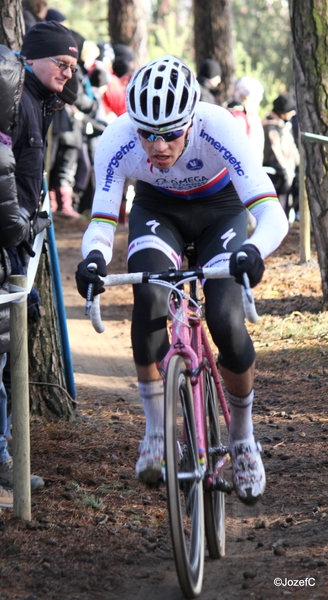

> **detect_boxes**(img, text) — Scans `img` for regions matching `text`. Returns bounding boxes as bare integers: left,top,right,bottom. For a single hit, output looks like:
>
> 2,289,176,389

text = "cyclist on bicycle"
76,55,289,506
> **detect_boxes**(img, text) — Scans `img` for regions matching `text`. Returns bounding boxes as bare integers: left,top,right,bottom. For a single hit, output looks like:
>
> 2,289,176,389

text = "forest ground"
0,217,327,599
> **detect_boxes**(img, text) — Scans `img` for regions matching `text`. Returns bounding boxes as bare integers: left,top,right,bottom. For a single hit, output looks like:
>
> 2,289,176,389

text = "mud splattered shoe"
229,440,266,506
0,486,13,508
0,458,45,493
136,430,164,484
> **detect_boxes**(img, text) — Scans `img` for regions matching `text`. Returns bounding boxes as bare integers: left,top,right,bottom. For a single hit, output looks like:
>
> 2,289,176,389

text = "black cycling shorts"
127,181,255,373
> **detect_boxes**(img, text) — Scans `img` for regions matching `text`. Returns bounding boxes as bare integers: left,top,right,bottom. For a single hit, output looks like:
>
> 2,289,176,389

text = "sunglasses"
137,128,187,142
49,56,78,74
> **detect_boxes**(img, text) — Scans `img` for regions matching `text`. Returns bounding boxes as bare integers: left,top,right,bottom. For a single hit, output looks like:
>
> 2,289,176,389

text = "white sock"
138,380,164,436
226,389,254,444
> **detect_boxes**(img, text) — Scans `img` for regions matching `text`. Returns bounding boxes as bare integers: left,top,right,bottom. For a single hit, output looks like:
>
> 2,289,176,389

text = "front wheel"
203,366,226,559
164,355,204,598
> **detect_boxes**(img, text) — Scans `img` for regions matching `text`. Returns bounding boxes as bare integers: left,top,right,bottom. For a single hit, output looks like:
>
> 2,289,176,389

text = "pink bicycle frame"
160,290,230,472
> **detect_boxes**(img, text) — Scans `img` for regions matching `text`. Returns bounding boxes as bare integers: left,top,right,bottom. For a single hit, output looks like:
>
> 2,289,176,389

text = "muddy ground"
0,217,327,600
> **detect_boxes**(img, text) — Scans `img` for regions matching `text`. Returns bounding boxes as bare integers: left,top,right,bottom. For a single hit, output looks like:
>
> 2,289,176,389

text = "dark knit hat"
45,8,66,23
198,58,222,80
112,57,133,78
113,43,135,63
273,92,296,115
89,67,109,88
21,21,79,60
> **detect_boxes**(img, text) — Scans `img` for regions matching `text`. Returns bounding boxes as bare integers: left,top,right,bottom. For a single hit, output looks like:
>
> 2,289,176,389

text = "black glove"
18,239,35,259
33,211,51,236
229,244,265,288
75,250,107,299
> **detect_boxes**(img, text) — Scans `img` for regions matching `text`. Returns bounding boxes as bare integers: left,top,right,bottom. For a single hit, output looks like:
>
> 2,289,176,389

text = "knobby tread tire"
164,355,204,598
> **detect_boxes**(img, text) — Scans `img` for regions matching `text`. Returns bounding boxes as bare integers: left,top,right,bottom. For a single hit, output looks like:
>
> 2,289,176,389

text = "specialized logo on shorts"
199,129,245,176
221,228,236,250
146,220,160,234
128,235,182,269
186,158,203,171
102,140,136,191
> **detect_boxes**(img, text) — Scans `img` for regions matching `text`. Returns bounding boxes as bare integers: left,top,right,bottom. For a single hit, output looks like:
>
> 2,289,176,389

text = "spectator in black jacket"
49,30,99,217
0,45,45,505
13,21,79,225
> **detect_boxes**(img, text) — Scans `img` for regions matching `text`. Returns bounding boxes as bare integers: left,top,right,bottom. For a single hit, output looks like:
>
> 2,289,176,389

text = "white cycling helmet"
126,55,200,132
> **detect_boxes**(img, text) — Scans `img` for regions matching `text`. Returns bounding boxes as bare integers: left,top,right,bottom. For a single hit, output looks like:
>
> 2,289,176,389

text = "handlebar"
85,258,259,333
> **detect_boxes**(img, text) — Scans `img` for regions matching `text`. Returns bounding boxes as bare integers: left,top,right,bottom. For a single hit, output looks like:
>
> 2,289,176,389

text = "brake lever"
236,251,253,303
85,262,97,316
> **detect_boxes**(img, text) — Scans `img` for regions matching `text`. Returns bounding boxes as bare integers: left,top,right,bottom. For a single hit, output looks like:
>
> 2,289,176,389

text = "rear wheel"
203,366,226,559
164,355,204,598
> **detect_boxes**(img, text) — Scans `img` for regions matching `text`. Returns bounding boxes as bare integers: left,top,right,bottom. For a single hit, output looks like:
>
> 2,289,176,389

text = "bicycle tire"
164,355,204,598
203,366,226,559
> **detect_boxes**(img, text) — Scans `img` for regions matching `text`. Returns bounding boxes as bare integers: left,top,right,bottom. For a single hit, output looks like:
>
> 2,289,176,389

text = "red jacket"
102,73,127,117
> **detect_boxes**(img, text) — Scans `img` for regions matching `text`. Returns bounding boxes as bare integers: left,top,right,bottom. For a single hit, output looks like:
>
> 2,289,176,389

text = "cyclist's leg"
197,211,265,505
127,203,184,482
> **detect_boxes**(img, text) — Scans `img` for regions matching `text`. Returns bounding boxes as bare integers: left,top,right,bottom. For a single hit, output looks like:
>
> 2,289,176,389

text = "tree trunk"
0,0,24,48
289,1,328,308
193,0,235,104
108,0,149,68
28,242,75,420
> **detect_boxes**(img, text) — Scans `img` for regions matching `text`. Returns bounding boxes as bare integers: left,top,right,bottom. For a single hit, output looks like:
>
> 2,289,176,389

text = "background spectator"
262,92,300,218
227,76,265,164
197,58,222,104
13,21,79,221
101,44,135,119
22,0,48,32
49,30,99,217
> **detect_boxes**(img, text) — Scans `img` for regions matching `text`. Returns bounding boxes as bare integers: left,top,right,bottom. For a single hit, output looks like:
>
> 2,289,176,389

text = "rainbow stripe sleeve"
245,193,279,210
91,213,118,228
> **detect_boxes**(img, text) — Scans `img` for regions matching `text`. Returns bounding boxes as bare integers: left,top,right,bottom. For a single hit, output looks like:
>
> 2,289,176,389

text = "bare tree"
0,0,24,48
193,0,235,104
108,0,149,67
289,1,328,308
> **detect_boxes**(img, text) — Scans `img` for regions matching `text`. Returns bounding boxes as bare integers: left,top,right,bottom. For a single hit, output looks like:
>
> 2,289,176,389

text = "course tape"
0,193,50,305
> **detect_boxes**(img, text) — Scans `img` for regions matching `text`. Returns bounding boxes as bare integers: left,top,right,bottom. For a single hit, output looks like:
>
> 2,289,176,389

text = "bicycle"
86,247,258,599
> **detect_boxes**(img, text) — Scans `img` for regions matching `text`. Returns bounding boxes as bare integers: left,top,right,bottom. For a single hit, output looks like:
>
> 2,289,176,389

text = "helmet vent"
154,76,163,90
170,69,178,89
179,86,189,113
152,96,160,120
141,68,151,88
140,89,148,116
166,90,174,117
129,87,136,113
181,65,191,84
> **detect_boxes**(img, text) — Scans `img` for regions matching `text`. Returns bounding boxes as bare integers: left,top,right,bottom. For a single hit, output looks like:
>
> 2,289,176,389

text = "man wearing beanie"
196,58,222,104
262,92,299,219
12,21,78,221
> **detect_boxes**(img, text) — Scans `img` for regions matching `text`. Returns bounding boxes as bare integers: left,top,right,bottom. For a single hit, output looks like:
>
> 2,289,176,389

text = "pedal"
208,444,230,457
204,474,233,494
213,476,233,494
